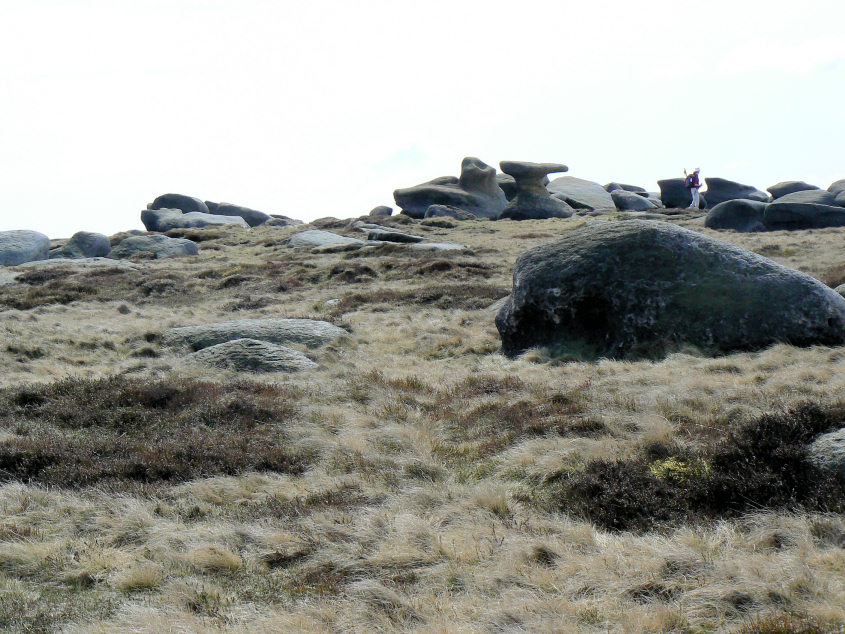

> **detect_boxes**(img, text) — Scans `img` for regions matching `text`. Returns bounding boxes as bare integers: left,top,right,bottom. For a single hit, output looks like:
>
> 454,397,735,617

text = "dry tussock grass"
0,217,844,631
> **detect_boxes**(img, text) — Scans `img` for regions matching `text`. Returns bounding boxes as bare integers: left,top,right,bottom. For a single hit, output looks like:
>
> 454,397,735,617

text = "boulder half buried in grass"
164,318,347,351
188,338,318,372
495,220,845,359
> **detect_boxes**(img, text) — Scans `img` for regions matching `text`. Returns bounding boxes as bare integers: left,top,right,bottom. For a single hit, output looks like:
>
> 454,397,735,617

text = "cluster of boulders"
386,157,845,232
706,180,845,232
144,193,302,230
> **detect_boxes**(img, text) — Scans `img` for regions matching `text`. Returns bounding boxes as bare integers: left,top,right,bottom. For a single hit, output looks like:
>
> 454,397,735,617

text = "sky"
2,0,845,237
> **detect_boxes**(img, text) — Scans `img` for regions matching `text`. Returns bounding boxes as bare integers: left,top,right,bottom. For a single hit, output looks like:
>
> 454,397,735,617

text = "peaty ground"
0,213,844,633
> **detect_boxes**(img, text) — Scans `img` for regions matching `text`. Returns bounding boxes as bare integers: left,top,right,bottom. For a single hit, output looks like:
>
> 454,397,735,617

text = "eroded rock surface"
188,338,318,372
164,318,347,351
498,161,573,220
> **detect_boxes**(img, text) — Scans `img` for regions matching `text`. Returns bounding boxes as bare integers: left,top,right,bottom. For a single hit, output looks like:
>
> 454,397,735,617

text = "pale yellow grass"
0,217,844,632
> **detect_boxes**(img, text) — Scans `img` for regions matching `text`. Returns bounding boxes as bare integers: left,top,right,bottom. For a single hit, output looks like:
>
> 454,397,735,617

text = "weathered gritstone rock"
366,229,424,243
288,230,364,249
495,220,845,359
393,157,508,219
809,428,845,483
764,202,845,230
705,200,769,232
141,209,249,231
406,241,469,252
49,231,111,259
546,176,614,211
767,181,820,199
188,338,318,372
611,189,658,212
424,205,477,220
150,193,209,214
163,318,347,351
13,257,139,271
369,205,393,217
0,230,50,266
773,190,841,206
828,179,845,196
657,178,706,209
206,203,271,227
605,182,648,194
702,178,769,207
836,284,845,298
498,161,573,221
107,234,199,259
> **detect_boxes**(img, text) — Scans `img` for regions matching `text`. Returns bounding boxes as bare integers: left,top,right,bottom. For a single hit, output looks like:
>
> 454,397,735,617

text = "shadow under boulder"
495,220,845,359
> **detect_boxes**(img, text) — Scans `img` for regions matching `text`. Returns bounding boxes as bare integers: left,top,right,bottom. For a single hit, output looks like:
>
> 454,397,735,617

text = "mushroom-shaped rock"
0,230,51,266
164,318,347,351
141,209,249,232
150,193,209,214
546,176,614,211
495,220,845,359
767,181,820,199
393,157,507,219
611,189,658,212
498,161,572,221
702,178,769,207
705,200,769,232
188,338,318,372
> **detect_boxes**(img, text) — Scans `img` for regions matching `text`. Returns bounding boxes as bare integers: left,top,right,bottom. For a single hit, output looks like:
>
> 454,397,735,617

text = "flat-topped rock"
0,230,51,267
546,176,614,211
288,230,364,248
150,193,209,214
767,181,820,199
141,209,249,232
188,338,318,372
498,161,573,221
107,234,198,259
163,318,347,351
12,257,138,271
703,178,769,207
394,157,507,219
366,229,425,243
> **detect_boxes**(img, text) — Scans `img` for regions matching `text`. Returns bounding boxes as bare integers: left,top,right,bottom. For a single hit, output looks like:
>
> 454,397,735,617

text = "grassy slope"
0,215,844,633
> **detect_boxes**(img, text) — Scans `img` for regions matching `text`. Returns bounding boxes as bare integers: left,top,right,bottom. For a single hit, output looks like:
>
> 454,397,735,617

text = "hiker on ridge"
684,167,701,209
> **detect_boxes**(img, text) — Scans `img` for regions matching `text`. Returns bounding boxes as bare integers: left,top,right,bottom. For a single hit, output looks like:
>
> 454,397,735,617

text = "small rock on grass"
188,338,318,372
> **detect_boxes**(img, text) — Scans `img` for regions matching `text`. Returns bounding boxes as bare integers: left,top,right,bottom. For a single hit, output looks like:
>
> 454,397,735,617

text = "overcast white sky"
2,0,845,237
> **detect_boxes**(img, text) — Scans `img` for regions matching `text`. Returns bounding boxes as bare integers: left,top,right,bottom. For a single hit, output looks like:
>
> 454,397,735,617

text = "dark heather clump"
556,403,845,532
0,376,307,490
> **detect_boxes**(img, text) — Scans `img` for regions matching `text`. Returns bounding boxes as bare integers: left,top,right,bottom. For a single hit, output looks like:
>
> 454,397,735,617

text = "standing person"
684,168,701,209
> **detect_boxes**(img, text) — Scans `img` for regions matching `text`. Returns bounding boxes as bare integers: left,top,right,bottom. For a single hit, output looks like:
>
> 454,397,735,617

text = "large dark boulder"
141,209,248,231
611,189,658,212
764,203,845,230
150,193,209,214
705,200,769,232
702,178,768,207
208,203,271,227
0,230,50,266
767,181,820,199
49,231,111,259
498,161,572,221
394,157,507,219
605,183,647,194
495,221,845,359
658,178,706,209
546,176,614,211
